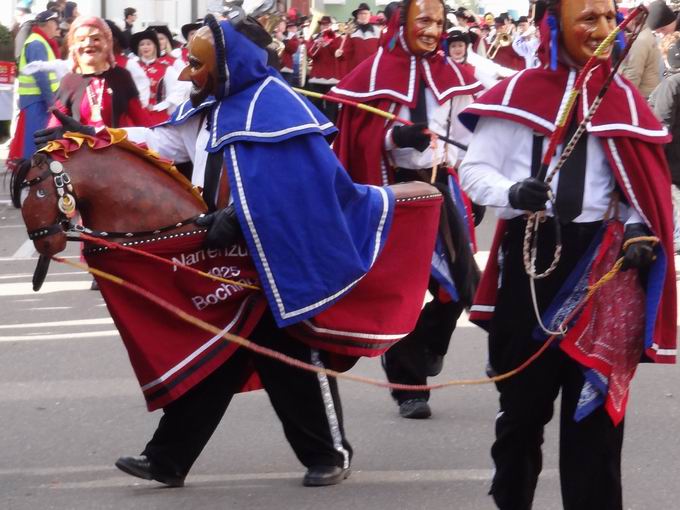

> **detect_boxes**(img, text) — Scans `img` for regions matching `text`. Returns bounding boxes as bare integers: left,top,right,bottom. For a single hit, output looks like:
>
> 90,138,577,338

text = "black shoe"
115,455,185,488
90,278,99,291
302,465,351,487
399,399,432,419
425,352,444,377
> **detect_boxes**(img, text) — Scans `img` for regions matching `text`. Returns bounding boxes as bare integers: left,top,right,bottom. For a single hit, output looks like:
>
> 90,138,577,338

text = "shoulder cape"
330,25,482,108
464,64,676,363
329,19,482,187
173,21,395,328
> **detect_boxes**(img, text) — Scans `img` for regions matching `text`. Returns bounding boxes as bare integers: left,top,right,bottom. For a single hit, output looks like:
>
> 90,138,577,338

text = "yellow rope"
555,25,624,129
292,87,398,122
51,239,639,390
622,235,659,252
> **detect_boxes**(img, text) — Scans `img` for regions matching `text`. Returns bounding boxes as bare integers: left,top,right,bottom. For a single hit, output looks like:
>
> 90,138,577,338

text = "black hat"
34,9,59,24
648,0,677,31
447,28,470,45
181,22,202,41
148,24,178,49
319,16,333,25
667,40,680,71
352,3,371,18
105,19,126,49
130,29,161,58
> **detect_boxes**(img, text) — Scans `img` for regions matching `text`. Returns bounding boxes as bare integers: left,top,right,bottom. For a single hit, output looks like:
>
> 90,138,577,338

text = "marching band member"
330,0,484,419
279,18,300,85
459,1,676,508
105,19,151,108
447,27,516,90
130,29,178,122
172,22,203,66
489,16,525,70
512,16,540,69
148,24,182,70
307,16,342,122
336,3,381,71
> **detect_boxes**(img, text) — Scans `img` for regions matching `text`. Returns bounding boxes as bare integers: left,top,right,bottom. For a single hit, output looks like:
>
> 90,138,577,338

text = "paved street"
1,165,679,510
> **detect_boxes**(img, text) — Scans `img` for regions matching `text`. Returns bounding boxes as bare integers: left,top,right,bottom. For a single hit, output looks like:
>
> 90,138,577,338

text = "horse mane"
40,129,206,207
9,154,50,209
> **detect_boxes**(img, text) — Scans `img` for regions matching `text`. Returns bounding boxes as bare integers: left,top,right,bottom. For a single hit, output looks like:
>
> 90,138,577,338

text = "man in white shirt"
330,0,484,420
459,1,676,509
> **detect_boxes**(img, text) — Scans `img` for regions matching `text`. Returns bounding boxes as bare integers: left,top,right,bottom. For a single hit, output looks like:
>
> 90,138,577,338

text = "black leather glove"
392,122,430,152
471,202,486,227
621,223,655,271
34,109,96,148
195,205,242,249
508,177,551,212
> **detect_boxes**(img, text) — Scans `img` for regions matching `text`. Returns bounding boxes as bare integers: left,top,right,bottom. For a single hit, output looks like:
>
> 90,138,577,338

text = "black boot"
115,455,185,487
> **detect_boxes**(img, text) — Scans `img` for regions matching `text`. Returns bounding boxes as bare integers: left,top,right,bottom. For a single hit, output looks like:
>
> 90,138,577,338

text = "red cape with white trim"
461,63,676,364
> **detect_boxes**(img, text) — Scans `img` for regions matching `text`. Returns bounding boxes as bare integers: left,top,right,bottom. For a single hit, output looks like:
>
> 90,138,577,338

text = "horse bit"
22,159,79,241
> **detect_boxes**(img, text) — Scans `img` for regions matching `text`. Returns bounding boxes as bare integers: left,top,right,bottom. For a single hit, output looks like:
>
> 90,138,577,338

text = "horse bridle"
21,156,202,241
22,159,78,241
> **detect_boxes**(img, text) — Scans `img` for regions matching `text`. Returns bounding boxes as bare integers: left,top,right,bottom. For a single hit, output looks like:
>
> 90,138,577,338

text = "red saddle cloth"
85,187,442,411
85,232,267,411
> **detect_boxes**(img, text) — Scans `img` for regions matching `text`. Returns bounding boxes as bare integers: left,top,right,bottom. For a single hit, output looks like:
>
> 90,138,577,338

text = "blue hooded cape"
168,21,395,327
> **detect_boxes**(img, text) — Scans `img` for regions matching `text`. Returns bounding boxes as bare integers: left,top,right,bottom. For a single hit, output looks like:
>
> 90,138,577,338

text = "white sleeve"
624,204,645,226
21,59,70,80
125,59,151,107
447,95,474,162
158,64,191,114
512,37,529,58
172,58,187,74
124,122,194,163
459,117,518,208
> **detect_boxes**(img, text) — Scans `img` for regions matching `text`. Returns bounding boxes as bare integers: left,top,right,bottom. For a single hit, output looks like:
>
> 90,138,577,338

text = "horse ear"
9,158,30,209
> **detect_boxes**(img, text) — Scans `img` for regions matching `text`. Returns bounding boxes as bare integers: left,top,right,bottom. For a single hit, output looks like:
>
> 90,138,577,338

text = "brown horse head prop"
11,154,70,259
10,134,207,289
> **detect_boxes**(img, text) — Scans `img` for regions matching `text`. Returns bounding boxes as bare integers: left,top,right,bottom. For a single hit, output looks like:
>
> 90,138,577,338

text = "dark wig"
204,14,229,100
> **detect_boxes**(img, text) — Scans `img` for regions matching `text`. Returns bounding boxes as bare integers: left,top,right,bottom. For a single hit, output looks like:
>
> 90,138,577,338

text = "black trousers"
142,311,352,478
489,218,624,510
306,82,338,124
382,284,465,404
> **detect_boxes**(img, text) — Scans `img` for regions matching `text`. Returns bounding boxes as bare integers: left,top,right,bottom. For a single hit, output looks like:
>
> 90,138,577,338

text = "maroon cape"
461,63,676,364
329,13,483,186
85,189,442,411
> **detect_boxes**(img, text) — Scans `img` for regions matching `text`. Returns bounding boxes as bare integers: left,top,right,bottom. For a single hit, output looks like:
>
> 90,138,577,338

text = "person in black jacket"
122,7,136,50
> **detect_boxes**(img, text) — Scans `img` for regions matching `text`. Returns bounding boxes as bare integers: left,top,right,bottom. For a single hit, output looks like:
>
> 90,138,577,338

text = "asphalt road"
1,166,679,510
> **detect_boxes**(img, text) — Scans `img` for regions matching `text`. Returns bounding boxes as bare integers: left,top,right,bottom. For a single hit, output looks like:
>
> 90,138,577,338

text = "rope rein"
522,6,648,335
49,232,657,391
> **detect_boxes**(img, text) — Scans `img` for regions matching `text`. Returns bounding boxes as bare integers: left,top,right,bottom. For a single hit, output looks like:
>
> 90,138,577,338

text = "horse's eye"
36,189,47,198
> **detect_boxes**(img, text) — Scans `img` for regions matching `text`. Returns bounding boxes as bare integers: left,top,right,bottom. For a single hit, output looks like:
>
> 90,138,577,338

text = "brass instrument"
337,18,356,36
336,18,356,57
263,12,286,57
486,32,512,59
305,9,325,41
298,39,308,86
